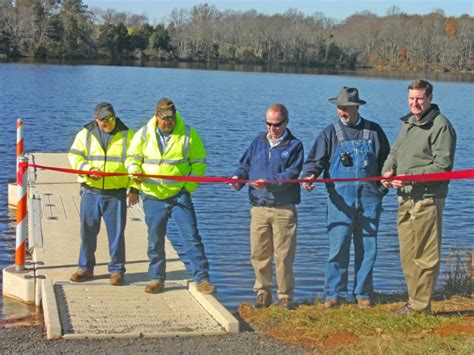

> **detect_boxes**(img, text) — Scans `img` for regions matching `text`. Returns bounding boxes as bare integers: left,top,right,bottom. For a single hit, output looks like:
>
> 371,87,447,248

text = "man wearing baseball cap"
126,97,215,294
69,102,139,286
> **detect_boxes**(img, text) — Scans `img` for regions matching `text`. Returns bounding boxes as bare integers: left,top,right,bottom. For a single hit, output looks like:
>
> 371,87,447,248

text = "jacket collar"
83,117,129,151
84,117,129,133
400,104,440,127
260,128,294,147
149,111,184,135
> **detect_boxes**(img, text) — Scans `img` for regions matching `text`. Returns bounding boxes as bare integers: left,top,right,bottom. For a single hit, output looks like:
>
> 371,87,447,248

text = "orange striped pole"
16,119,27,272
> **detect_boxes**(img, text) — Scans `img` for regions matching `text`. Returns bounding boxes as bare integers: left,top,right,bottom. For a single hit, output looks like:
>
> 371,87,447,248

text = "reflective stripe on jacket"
126,112,206,200
68,118,135,190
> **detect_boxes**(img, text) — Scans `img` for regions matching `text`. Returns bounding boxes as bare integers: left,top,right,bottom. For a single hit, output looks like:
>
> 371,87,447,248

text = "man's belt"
81,184,127,195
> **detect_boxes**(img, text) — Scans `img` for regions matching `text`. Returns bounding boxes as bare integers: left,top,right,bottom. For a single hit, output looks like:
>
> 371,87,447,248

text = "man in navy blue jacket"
302,87,390,309
230,103,304,309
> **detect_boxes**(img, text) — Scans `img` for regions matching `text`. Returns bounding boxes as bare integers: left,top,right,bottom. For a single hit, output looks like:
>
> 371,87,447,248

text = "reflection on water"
0,206,38,326
3,58,473,83
0,63,473,316
0,297,42,328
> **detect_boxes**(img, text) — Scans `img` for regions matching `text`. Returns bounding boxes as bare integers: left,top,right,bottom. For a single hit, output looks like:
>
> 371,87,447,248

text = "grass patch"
238,250,473,353
238,299,473,353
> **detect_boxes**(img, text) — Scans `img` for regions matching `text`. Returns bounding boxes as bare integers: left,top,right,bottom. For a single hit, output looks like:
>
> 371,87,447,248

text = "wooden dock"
3,153,238,339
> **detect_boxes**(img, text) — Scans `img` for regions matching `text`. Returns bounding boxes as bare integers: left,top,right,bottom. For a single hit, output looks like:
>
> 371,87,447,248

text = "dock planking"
24,153,237,339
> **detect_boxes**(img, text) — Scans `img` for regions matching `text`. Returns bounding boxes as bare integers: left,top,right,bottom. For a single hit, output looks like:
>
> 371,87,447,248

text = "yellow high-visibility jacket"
126,112,206,199
68,118,136,190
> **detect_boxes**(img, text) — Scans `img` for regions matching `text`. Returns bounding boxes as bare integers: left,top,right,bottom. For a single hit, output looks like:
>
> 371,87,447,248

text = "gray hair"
267,103,288,121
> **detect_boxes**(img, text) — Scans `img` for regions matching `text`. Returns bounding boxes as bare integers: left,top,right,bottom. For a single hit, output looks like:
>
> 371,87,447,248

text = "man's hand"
250,179,266,190
89,168,102,180
130,174,143,184
381,169,404,189
229,176,241,190
128,192,139,206
302,174,315,191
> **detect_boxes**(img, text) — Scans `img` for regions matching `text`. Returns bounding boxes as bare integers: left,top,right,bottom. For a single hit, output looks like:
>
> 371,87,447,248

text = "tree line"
0,0,472,72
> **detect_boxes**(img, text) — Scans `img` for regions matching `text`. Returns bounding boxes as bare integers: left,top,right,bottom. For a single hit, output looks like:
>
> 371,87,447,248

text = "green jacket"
382,104,456,199
126,112,206,200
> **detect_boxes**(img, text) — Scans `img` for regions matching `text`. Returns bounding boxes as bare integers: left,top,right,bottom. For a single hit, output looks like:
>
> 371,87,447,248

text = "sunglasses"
98,115,115,122
158,114,176,121
266,118,287,128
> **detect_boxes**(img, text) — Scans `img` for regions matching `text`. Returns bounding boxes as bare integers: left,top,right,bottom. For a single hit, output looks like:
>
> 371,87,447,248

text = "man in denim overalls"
302,87,390,309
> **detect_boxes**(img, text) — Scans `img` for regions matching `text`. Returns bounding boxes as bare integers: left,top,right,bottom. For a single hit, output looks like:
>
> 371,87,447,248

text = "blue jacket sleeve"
301,129,331,178
232,140,254,190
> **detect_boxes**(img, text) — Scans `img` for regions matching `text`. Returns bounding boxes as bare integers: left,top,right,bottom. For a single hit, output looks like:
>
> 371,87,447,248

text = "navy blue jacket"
302,117,390,180
233,129,304,206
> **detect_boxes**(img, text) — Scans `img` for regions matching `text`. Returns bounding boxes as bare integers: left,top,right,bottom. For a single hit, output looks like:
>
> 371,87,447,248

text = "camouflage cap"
155,97,176,117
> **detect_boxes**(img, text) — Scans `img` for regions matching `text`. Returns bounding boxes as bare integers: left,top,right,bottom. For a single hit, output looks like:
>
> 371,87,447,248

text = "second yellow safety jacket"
126,112,206,200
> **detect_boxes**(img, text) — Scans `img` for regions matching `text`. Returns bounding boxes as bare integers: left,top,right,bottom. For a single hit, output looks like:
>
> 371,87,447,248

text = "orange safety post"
15,119,27,271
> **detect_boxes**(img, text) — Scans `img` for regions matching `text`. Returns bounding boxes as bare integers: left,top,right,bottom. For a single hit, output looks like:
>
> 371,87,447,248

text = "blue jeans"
325,191,381,301
79,188,127,274
142,190,210,282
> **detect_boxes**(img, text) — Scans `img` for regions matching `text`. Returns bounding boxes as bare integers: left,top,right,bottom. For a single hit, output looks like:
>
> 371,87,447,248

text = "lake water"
0,63,473,314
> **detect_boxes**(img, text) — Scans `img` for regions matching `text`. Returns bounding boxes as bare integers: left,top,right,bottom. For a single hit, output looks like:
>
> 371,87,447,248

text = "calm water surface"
0,64,473,315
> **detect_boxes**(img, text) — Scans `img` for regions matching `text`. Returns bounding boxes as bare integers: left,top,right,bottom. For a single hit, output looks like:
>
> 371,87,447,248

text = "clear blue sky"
83,0,473,24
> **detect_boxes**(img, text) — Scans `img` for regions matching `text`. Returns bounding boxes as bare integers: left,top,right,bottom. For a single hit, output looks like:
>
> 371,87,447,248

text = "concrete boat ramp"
3,153,238,339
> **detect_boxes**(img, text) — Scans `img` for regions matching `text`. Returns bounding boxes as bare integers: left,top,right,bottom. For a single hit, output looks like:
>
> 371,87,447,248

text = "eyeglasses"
157,113,176,121
266,118,287,128
98,115,115,122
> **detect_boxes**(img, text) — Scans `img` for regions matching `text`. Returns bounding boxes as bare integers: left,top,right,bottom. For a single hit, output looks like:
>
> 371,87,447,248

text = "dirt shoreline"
1,295,472,353
0,325,304,354
0,305,304,354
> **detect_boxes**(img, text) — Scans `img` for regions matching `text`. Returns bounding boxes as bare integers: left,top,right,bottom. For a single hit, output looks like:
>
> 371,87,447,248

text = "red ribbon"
21,163,474,184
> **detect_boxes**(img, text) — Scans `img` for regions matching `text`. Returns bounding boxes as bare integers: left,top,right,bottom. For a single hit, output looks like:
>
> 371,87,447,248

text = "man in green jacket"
126,98,215,295
382,79,457,314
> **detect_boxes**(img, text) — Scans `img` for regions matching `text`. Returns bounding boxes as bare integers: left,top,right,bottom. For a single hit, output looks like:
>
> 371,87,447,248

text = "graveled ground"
0,326,305,354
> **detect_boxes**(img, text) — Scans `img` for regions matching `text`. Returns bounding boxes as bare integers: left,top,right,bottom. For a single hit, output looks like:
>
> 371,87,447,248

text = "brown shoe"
357,299,371,309
145,280,164,294
70,269,93,282
196,280,216,294
278,297,296,310
394,304,411,316
255,290,272,308
394,303,431,316
110,273,124,286
324,298,339,309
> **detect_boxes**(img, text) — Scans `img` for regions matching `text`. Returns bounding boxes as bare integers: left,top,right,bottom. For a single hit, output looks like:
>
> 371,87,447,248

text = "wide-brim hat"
328,87,366,106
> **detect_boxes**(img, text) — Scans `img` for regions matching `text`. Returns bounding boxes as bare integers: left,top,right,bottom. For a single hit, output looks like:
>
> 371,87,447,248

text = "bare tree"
1,1,472,71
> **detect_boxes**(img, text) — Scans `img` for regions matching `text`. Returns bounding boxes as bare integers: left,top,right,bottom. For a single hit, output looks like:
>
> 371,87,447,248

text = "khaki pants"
250,205,297,300
397,196,445,311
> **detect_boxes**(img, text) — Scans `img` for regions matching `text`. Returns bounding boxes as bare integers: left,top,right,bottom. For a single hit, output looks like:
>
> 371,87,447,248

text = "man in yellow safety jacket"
69,102,139,286
126,97,215,294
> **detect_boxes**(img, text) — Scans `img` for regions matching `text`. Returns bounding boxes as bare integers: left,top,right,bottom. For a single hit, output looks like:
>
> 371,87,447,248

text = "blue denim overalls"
324,120,383,302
